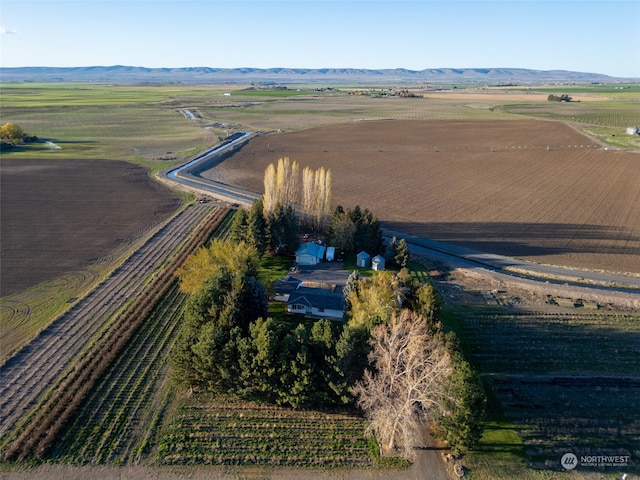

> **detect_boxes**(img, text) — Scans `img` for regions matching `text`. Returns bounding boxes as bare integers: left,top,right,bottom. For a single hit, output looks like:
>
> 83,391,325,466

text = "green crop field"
446,309,640,477
157,398,371,468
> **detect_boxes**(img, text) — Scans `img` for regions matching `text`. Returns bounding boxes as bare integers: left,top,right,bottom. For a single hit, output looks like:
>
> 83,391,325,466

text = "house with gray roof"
286,286,345,320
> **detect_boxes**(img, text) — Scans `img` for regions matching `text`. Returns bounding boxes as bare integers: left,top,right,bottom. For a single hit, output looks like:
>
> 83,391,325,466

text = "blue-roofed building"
295,242,326,265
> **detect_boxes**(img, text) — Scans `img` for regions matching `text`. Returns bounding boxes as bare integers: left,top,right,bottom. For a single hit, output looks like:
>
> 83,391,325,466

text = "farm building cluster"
271,241,386,320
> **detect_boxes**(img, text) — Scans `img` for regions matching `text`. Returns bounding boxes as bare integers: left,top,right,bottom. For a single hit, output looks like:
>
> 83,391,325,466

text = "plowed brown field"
0,159,181,296
204,120,640,274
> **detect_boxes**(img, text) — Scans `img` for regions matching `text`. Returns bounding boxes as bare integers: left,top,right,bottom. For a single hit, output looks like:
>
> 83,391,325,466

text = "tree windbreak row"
171,196,485,460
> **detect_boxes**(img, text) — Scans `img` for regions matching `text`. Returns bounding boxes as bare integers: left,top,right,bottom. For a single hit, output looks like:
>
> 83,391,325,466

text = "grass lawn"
258,255,293,288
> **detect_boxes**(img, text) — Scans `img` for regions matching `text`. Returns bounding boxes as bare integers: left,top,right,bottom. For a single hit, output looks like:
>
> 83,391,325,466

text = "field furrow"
157,400,370,468
0,204,215,448
454,309,640,468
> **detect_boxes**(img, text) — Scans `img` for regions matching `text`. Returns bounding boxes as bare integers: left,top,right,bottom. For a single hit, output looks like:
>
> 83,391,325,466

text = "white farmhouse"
287,286,345,320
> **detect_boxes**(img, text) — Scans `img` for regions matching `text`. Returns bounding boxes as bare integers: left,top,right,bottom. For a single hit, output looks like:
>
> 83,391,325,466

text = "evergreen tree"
327,209,356,252
229,208,248,243
394,238,410,268
438,352,487,455
348,206,384,255
237,317,282,401
170,266,267,392
267,204,299,254
342,270,360,312
247,198,267,255
387,236,398,263
277,324,314,408
357,211,385,255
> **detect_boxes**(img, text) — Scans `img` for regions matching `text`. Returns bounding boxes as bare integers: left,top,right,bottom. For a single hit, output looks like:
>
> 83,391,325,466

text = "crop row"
52,281,186,464
0,202,215,443
157,399,370,467
455,309,640,468
456,312,640,374
3,207,232,461
52,207,235,464
502,103,639,128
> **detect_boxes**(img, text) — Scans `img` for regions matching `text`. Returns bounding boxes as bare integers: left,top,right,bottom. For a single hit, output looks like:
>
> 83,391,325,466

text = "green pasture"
3,82,636,163
0,83,234,107
0,104,220,160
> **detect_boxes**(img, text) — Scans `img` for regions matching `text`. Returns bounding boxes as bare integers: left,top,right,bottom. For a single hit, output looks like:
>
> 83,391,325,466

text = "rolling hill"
0,65,628,84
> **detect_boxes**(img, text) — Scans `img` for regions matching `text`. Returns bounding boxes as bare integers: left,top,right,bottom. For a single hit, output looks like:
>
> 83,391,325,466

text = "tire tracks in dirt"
0,203,214,444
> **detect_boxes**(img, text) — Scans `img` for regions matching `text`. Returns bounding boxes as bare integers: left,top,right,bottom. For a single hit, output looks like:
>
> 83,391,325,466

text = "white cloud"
0,27,19,35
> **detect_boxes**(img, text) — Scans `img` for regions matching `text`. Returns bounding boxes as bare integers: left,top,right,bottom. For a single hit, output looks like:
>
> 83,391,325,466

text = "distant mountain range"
0,66,632,84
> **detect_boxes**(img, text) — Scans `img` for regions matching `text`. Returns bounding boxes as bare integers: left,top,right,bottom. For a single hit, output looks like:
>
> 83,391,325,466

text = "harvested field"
204,119,640,274
0,158,181,296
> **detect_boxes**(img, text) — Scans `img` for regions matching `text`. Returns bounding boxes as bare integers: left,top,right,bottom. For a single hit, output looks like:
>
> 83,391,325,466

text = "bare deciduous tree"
322,168,332,227
301,166,315,225
353,310,453,460
264,157,300,216
300,165,332,230
263,163,278,217
264,158,331,229
277,157,299,210
312,166,326,228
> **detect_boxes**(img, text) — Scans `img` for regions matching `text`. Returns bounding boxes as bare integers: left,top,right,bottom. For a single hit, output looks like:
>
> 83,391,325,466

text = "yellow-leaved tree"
175,239,260,294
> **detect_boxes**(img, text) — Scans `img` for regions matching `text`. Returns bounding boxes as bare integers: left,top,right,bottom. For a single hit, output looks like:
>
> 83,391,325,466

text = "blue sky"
1,0,639,78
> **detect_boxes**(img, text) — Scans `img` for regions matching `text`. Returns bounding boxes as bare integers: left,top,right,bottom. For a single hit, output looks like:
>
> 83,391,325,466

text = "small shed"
356,251,371,268
326,246,336,262
372,255,386,271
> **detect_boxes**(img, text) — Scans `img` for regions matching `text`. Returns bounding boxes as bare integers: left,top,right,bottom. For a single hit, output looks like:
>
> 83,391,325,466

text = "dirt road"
1,452,456,480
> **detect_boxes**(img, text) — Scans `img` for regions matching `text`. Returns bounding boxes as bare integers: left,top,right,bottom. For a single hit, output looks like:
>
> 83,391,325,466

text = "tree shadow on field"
460,312,640,461
383,220,640,259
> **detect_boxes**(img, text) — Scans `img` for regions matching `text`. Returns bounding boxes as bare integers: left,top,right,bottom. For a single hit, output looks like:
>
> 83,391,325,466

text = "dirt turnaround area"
205,119,640,275
0,158,181,296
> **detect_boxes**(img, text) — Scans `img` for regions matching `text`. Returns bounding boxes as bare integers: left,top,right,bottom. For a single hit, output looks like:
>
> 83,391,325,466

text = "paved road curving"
163,133,640,302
